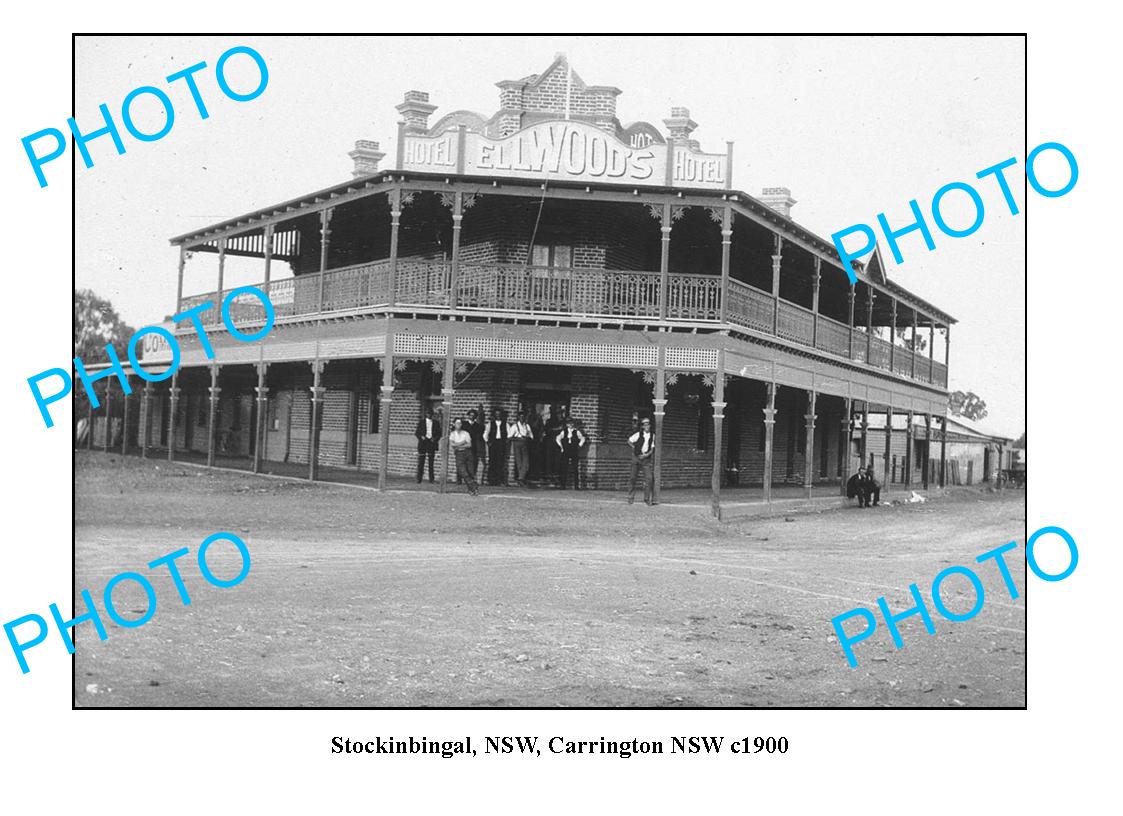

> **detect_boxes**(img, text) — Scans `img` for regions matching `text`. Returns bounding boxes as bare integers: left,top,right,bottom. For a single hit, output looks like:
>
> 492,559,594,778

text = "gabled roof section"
866,245,889,285
499,53,622,98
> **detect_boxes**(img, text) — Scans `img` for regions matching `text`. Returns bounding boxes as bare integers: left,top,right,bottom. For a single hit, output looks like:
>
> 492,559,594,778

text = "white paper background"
1,6,1112,813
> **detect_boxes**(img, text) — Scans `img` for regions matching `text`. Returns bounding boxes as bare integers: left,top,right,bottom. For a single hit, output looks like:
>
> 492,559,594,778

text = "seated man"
859,468,881,507
846,468,864,505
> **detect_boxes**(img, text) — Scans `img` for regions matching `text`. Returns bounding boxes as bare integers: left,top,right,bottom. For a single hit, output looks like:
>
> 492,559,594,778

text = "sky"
73,35,1025,436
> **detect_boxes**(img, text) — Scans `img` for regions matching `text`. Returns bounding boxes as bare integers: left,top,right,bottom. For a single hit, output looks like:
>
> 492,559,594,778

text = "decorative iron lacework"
664,347,718,369
455,337,657,367
394,334,448,356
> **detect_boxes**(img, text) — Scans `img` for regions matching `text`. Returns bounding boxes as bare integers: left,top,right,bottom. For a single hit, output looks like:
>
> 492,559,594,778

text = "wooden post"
207,365,220,467
888,298,897,371
811,258,821,348
719,206,732,324
943,324,951,385
309,360,324,481
253,362,268,474
904,410,914,487
439,342,455,494
762,382,777,503
865,287,875,362
167,373,179,462
659,203,671,320
450,191,463,309
771,235,782,335
883,405,893,493
140,383,152,459
217,238,226,310
996,443,1004,490
653,345,667,505
803,390,816,499
120,377,130,456
859,401,869,466
711,351,725,520
911,309,919,379
85,383,95,450
929,322,936,382
318,208,332,312
939,416,948,488
839,397,852,496
263,225,274,287
103,377,113,453
389,189,402,307
923,413,932,489
175,245,186,315
378,321,394,490
847,284,856,359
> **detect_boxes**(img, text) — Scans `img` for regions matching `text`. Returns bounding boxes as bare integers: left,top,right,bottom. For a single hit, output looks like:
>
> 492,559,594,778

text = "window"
531,243,572,268
368,384,381,434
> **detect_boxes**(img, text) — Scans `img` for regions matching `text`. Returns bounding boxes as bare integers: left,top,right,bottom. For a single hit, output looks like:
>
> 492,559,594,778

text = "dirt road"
73,452,1026,707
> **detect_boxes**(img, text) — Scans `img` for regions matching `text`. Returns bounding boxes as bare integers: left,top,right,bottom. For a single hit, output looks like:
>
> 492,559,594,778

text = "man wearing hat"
627,416,656,505
858,467,881,507
507,409,534,487
555,418,587,489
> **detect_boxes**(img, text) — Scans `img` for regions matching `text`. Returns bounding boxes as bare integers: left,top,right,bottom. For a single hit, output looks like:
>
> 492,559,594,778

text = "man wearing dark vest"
627,416,656,505
484,408,509,486
859,467,881,507
414,407,441,484
555,418,586,489
464,408,486,484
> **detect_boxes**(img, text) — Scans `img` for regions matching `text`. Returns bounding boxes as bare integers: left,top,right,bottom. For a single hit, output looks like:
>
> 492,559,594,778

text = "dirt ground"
73,451,1026,708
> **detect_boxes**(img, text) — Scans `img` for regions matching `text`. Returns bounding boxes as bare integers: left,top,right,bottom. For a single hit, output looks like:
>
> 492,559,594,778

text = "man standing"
507,410,533,487
464,408,485,483
627,416,656,505
543,406,564,486
485,408,509,486
556,418,587,489
859,467,881,507
414,407,441,484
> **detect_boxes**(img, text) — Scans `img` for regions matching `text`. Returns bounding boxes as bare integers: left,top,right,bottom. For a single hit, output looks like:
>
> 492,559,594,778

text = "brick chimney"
396,90,437,134
664,106,699,150
760,187,797,219
349,139,385,178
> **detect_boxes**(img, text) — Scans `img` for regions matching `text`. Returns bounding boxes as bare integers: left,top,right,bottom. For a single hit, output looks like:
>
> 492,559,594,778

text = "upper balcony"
177,257,949,389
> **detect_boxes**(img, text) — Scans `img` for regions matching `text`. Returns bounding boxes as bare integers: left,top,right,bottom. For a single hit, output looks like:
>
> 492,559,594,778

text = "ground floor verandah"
77,356,956,519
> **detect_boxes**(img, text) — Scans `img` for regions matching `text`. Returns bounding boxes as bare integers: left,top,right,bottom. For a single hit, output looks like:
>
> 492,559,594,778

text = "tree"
1014,431,1026,449
894,327,928,354
949,390,988,421
73,290,136,419
75,289,136,362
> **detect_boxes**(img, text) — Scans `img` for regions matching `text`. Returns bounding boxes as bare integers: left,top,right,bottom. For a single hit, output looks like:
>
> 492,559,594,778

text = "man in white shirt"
627,417,656,505
507,410,534,487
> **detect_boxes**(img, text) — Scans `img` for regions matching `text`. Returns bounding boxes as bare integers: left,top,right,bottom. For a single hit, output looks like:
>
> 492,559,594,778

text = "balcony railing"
179,260,947,387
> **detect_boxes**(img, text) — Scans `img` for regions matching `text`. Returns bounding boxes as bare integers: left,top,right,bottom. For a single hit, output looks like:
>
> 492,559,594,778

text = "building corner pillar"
308,361,325,482
207,366,221,468
803,390,817,499
140,383,153,459
762,382,777,503
253,363,269,474
167,374,180,462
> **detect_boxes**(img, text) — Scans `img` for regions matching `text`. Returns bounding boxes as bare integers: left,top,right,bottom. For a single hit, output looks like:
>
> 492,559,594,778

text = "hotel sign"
400,120,730,190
